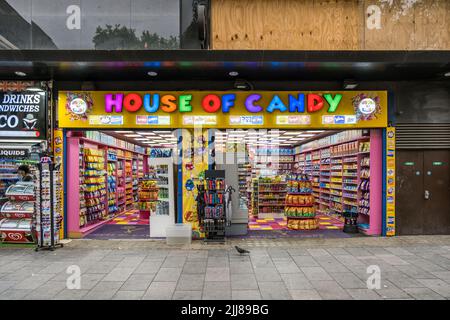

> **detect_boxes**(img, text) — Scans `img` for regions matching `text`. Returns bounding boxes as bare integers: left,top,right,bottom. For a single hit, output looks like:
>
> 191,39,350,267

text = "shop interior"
62,128,381,240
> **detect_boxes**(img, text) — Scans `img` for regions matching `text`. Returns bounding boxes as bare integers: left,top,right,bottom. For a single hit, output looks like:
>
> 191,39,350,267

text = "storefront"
56,89,394,240
0,82,63,248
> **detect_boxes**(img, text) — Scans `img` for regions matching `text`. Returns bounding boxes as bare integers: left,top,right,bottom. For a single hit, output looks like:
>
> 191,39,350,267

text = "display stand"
148,158,175,238
199,170,226,243
138,177,158,220
35,157,63,251
284,174,318,230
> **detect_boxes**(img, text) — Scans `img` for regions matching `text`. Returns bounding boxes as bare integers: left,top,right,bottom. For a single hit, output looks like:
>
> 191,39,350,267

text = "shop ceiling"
0,50,448,82
105,129,331,148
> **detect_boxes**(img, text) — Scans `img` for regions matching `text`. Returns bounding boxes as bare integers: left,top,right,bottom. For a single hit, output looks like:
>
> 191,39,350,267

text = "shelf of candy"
107,161,117,215
358,192,370,216
138,178,159,212
82,148,107,224
250,178,258,216
359,141,370,154
284,174,318,229
331,141,358,158
360,157,370,167
107,150,117,162
137,155,144,178
287,218,318,230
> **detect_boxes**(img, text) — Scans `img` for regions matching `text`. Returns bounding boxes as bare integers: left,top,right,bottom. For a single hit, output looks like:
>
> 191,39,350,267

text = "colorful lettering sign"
385,127,396,236
58,91,388,129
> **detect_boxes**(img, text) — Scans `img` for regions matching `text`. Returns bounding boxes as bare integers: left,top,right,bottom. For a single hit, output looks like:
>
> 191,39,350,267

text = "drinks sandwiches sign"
0,92,47,139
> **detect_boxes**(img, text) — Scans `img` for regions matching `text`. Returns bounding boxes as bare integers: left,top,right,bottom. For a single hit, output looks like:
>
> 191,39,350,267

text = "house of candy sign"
58,91,388,129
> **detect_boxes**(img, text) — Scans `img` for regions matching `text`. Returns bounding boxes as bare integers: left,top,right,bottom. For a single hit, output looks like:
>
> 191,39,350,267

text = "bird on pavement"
235,246,250,255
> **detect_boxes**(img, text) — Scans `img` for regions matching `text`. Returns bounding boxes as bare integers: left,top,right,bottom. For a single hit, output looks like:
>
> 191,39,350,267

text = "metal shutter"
396,123,450,149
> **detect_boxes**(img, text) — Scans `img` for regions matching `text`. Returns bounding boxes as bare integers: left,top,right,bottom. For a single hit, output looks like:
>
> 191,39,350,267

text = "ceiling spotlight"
343,79,358,90
124,134,142,137
147,71,158,76
234,79,253,91
229,71,239,77
445,72,450,77
15,71,26,77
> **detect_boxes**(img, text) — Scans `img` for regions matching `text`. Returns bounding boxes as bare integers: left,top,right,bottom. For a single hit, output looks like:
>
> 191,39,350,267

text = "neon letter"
105,93,124,113
267,95,287,113
221,94,236,113
179,94,192,112
202,94,221,113
324,94,342,113
245,94,262,113
307,94,324,112
160,95,177,113
123,93,142,112
143,94,159,113
288,94,305,112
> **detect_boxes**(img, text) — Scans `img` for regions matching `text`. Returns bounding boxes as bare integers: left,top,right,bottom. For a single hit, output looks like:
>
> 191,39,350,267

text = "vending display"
284,174,318,230
138,177,159,218
198,170,226,242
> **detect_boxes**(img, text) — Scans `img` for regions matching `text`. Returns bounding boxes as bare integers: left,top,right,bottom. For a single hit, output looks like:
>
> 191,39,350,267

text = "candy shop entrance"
216,128,383,239
63,128,383,240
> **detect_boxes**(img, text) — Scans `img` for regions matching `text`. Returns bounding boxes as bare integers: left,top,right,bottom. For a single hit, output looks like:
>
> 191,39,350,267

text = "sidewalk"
0,235,449,300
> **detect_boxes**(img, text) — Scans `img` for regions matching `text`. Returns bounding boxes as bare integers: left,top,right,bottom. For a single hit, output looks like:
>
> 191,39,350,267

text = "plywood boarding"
211,0,362,50
211,0,450,50
414,0,449,49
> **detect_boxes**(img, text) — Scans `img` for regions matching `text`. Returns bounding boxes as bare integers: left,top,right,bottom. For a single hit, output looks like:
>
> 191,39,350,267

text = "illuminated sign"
58,91,388,129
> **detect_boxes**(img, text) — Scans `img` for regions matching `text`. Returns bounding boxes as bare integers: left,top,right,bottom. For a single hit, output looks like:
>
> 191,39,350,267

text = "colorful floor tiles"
248,214,344,231
108,210,149,225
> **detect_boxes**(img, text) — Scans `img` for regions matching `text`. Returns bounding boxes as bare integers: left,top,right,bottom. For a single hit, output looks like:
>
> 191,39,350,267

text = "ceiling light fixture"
14,71,26,77
147,71,158,76
283,131,304,135
343,79,358,90
124,134,142,137
137,132,156,135
229,71,239,77
445,71,450,77
115,131,134,133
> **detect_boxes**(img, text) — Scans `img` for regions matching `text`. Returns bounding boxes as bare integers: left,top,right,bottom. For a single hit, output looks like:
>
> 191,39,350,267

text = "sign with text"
385,127,396,236
58,91,388,129
0,92,47,139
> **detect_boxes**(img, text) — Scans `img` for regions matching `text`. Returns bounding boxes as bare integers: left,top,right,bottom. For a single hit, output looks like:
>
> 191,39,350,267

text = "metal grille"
396,123,450,149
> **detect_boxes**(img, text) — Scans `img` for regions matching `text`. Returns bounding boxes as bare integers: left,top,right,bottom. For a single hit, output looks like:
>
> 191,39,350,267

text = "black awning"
0,50,448,81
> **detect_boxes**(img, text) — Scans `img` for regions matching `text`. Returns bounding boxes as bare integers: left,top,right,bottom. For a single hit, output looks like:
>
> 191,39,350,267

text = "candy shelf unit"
66,136,147,238
257,179,287,219
295,131,382,235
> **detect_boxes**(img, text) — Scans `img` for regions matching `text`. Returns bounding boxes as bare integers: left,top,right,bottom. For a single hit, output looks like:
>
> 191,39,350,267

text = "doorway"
397,150,450,235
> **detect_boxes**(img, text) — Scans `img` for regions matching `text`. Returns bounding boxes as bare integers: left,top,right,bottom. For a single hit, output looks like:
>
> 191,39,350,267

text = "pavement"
0,235,449,300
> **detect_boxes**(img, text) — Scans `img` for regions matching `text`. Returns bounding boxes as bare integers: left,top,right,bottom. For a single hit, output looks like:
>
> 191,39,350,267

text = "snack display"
284,174,318,230
81,147,106,226
138,177,159,218
257,176,287,217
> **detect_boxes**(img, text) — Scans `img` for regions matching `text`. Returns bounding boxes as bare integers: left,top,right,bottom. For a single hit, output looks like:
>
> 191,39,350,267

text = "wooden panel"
414,0,450,49
364,0,416,49
211,0,362,50
211,0,450,50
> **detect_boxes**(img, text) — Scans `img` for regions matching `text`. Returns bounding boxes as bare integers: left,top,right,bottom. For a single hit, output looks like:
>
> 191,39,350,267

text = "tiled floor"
108,210,149,225
0,235,449,300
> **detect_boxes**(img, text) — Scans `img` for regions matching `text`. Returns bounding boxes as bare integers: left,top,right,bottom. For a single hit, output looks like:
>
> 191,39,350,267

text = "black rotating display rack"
197,170,226,243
